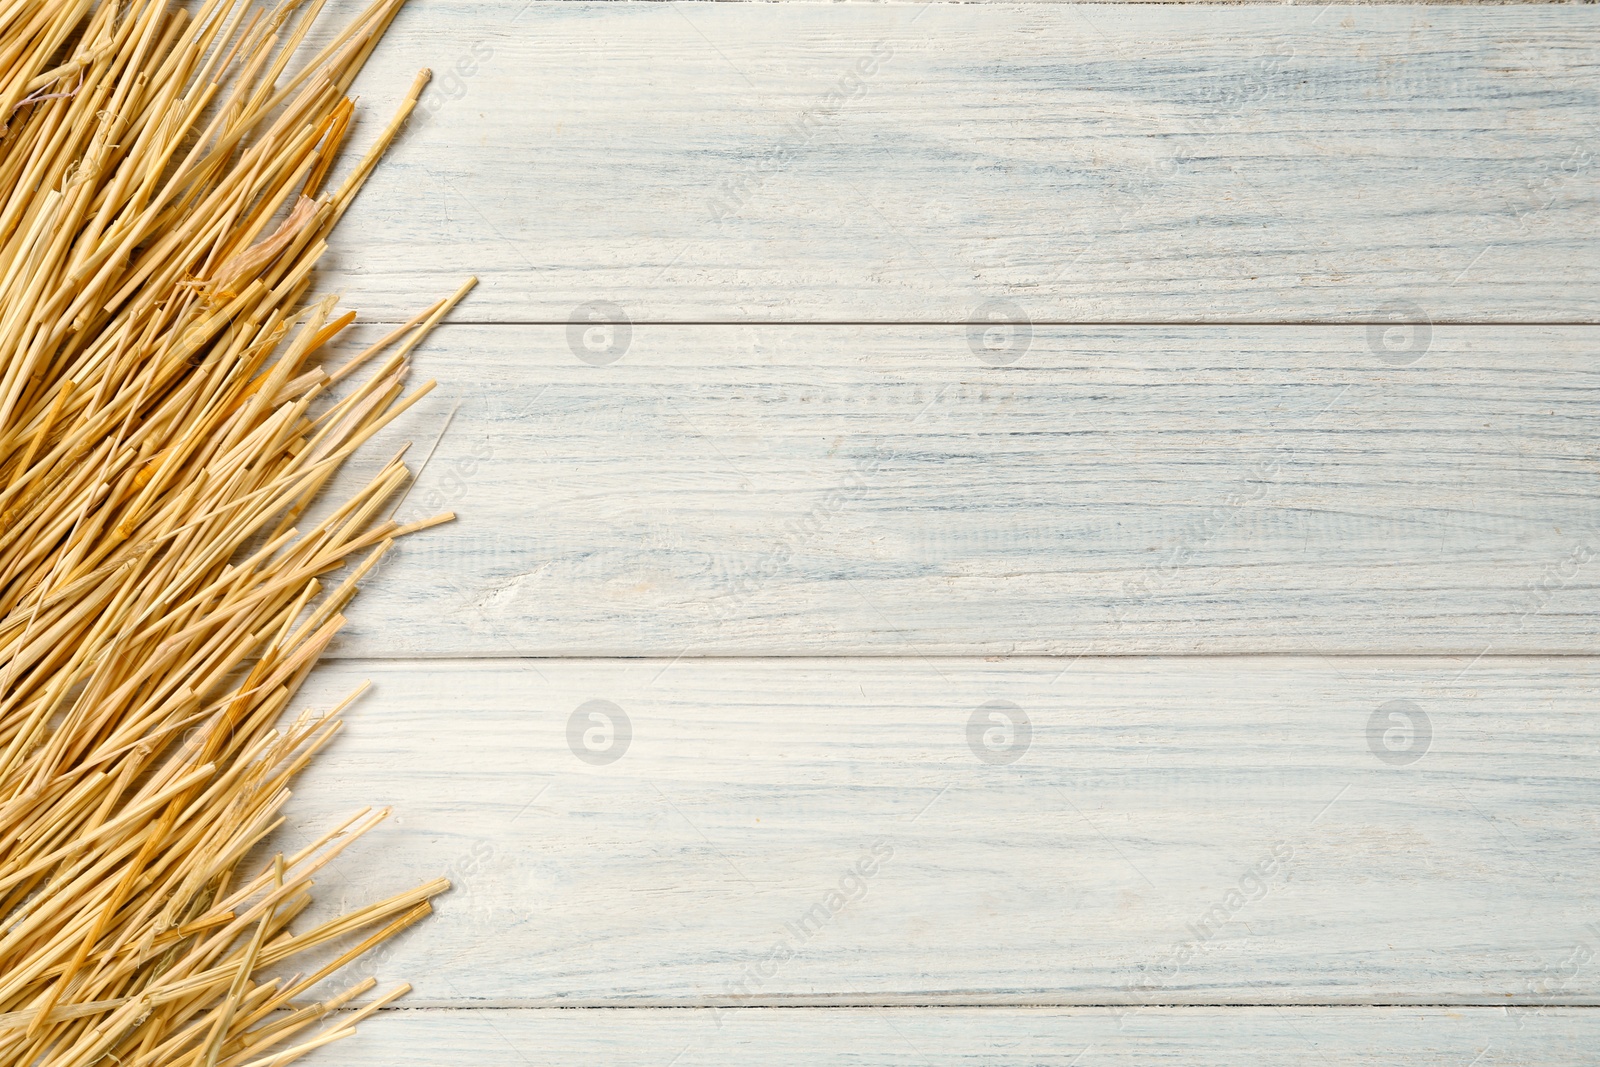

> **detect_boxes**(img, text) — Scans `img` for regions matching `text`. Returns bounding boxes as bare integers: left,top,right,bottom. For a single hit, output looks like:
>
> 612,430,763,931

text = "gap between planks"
347,319,1600,327
344,1001,1600,1011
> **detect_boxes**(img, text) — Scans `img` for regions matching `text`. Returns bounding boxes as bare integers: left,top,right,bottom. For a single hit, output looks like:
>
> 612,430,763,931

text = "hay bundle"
0,0,464,1063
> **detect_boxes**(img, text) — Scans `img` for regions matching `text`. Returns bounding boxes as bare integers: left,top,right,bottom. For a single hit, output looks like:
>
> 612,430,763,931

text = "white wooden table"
299,2,1600,1061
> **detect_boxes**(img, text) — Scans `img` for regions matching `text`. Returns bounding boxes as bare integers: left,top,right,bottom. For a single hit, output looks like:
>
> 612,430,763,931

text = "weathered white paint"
320,3,1600,323
313,324,1600,658
279,657,1600,1006
269,4,1600,1059
300,1006,1600,1066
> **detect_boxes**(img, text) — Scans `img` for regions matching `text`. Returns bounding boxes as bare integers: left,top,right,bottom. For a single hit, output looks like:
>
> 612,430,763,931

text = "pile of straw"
0,0,465,1063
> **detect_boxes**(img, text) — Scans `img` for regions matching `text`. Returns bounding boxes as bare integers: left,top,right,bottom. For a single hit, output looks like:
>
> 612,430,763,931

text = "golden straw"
0,0,466,1062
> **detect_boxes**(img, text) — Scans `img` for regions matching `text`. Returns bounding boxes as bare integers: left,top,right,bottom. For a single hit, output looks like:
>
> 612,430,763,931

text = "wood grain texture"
317,2,1600,323
313,324,1600,658
300,1007,1600,1066
279,657,1600,1005
448,1,1580,5
271,3,1600,1058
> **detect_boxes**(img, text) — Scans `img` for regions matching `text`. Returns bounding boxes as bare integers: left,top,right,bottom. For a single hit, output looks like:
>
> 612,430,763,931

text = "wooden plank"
398,0,1581,5
277,657,1600,1005
316,323,1600,658
303,1006,1600,1066
322,3,1600,323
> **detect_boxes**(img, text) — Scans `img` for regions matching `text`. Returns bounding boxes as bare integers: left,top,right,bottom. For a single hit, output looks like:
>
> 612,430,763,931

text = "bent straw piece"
219,976,377,1064
0,0,470,1063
